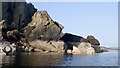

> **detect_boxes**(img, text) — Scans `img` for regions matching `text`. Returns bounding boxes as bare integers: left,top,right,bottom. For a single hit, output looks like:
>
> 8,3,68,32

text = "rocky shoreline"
0,2,109,55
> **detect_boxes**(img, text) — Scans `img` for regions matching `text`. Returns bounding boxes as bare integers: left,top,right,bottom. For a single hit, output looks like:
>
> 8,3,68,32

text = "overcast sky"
31,2,118,47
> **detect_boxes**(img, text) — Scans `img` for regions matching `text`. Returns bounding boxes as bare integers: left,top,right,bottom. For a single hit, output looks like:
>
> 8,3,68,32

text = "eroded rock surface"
24,11,64,41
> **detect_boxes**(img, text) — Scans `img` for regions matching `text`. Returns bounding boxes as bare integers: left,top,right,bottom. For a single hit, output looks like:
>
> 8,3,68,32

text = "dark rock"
60,33,88,51
2,2,37,40
60,33,87,42
86,35,100,46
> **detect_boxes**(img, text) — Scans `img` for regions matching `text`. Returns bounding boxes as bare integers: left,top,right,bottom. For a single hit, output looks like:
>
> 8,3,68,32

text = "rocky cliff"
0,2,104,55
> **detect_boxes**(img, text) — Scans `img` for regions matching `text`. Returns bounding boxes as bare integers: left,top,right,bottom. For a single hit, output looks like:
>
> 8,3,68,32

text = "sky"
30,2,118,47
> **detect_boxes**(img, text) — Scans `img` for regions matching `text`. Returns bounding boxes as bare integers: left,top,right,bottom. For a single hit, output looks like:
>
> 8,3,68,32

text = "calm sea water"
0,50,118,67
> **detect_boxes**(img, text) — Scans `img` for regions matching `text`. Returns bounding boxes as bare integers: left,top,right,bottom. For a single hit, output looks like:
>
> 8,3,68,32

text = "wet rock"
86,35,100,46
24,11,64,41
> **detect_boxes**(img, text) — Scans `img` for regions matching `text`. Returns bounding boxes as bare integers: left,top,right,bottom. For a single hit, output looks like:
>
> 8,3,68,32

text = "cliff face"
2,2,37,30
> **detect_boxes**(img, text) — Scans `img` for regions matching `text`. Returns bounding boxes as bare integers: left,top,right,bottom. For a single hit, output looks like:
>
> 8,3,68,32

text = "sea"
0,49,118,67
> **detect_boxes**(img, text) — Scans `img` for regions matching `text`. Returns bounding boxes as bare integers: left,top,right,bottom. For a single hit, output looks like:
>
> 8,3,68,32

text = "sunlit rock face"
24,11,64,41
66,42,95,54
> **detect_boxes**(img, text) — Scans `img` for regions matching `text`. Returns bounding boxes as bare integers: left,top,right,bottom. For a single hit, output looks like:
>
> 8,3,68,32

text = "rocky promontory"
0,1,107,55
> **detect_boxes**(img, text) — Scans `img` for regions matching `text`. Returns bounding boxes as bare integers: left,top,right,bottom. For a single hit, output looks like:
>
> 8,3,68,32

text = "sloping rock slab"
24,11,64,41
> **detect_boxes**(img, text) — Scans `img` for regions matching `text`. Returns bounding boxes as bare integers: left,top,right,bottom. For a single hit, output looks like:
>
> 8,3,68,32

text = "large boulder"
60,33,88,51
66,42,95,54
28,40,65,52
86,35,100,46
24,11,64,41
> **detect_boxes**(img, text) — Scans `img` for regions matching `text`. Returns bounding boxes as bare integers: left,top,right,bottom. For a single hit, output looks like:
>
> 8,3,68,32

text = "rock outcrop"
0,1,103,55
60,33,95,54
23,11,64,41
72,42,95,54
2,2,37,41
86,35,100,46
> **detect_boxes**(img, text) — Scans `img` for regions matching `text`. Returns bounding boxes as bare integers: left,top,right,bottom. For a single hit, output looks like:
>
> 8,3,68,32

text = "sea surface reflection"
0,50,118,67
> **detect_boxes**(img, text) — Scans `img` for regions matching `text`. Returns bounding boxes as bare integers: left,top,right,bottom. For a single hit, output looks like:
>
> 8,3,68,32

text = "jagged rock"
2,2,37,41
2,2,37,29
86,35,100,46
24,11,64,41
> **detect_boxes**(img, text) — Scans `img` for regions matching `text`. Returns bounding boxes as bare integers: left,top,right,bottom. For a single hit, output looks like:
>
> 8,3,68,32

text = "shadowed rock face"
2,2,37,41
2,2,37,29
60,33,87,43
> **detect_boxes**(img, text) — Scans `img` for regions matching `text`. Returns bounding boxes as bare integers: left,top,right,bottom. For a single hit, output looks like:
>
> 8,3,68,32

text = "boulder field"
0,2,106,55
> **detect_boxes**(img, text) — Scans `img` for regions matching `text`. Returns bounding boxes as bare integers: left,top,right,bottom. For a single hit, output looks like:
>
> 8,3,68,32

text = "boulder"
86,35,100,46
60,33,88,51
24,11,64,41
78,42,95,54
28,40,65,52
65,42,95,54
